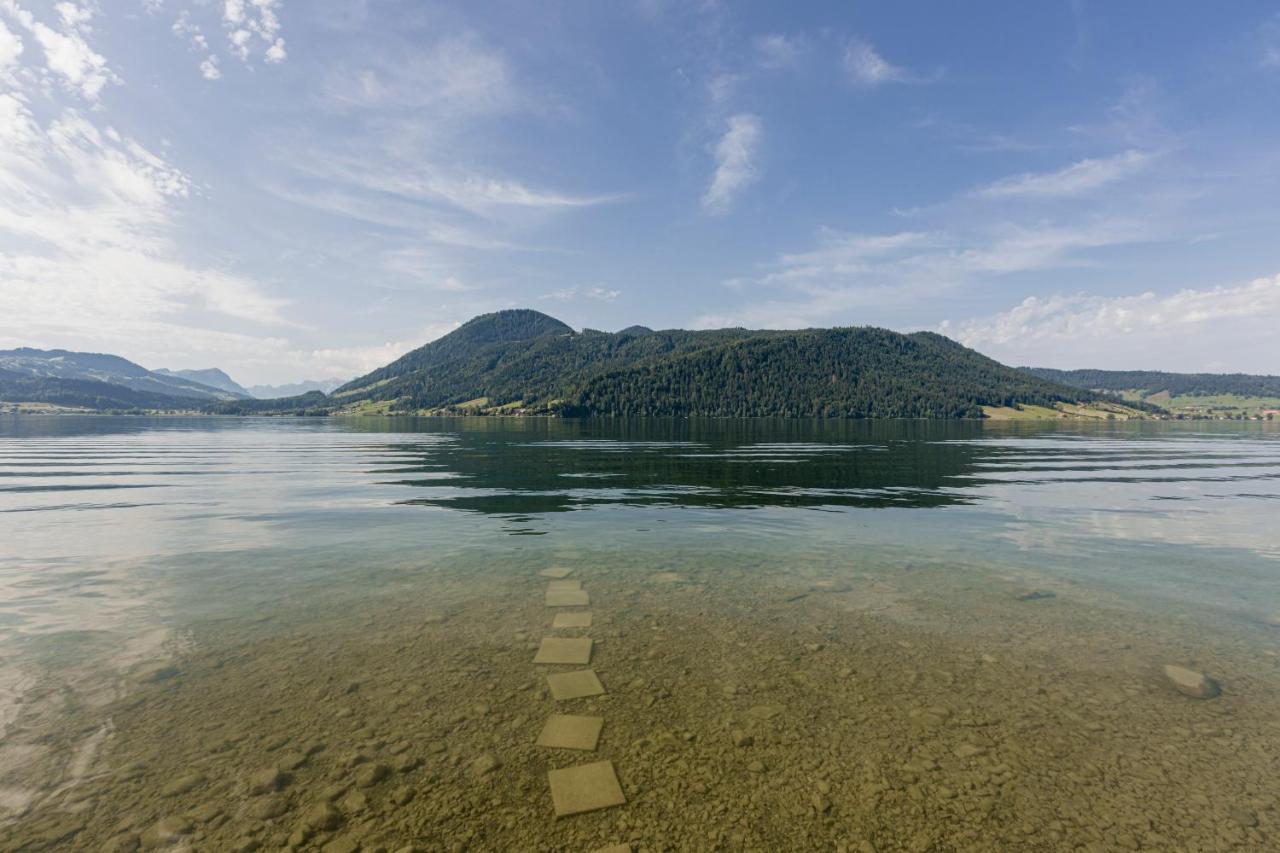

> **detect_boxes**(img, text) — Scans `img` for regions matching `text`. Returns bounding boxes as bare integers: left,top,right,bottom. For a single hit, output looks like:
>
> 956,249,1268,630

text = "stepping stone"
533,637,593,665
539,567,574,579
590,846,631,853
546,669,606,700
546,589,590,607
552,612,592,629
547,760,626,817
535,714,603,751
547,579,583,592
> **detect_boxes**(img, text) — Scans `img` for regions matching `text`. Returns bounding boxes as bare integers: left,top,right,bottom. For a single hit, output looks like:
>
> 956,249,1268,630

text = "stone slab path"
533,566,629,845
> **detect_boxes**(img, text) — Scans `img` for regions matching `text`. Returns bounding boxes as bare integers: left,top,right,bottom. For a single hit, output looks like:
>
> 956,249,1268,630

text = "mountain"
332,309,1131,419
0,368,203,411
247,378,347,399
0,348,242,401
207,390,332,415
154,367,252,398
1023,368,1280,399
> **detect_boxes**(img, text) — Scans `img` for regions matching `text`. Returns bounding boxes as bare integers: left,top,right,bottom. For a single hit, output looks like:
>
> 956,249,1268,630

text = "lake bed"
1,416,1278,851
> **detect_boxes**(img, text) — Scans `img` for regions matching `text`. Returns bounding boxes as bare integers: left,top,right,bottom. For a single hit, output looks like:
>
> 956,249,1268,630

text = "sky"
1,1,1279,385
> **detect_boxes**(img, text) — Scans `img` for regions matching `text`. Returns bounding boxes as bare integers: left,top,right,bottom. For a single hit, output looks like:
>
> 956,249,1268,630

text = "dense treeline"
566,330,1096,418
1024,368,1280,398
337,311,788,410
335,310,1101,418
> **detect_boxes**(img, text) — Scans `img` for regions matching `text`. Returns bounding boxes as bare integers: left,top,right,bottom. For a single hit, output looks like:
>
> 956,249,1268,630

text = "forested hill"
569,329,1096,418
333,309,1107,419
1023,368,1280,398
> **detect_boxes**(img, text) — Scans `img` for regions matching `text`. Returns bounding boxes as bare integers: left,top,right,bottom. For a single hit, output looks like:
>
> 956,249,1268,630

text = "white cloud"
755,33,802,70
54,3,91,31
1,1,119,100
702,112,761,214
0,17,22,68
200,55,220,80
539,285,621,303
843,38,905,87
941,273,1280,372
172,11,222,80
973,150,1152,199
222,0,285,64
0,65,296,378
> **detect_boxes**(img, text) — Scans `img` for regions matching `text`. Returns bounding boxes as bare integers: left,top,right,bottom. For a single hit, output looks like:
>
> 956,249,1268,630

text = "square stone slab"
548,760,626,817
552,612,593,629
547,579,583,592
536,714,603,750
533,637,593,665
545,589,590,607
546,669,606,700
539,567,574,579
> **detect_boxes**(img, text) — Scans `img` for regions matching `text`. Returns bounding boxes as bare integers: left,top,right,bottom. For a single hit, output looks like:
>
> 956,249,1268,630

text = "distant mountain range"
154,367,252,398
0,348,346,411
16,314,1273,419
0,348,245,402
247,378,347,398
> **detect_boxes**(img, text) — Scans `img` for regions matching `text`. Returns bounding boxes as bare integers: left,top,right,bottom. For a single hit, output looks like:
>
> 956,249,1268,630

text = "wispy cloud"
1263,14,1280,68
702,112,762,214
323,32,516,118
1,1,118,100
539,285,621,303
973,150,1153,199
695,217,1159,330
0,4,300,381
843,38,905,87
754,33,803,70
941,273,1280,372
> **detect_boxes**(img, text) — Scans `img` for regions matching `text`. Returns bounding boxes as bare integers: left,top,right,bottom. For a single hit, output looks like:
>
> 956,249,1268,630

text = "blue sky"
1,1,1278,384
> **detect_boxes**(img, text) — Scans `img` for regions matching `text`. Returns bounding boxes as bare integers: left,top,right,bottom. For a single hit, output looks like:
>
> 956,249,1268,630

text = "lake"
1,415,1278,851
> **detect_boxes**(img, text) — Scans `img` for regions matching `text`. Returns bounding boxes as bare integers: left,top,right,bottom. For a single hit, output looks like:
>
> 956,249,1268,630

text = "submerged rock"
140,816,192,849
247,794,289,820
1162,664,1221,699
471,752,501,776
246,766,284,795
354,762,389,788
302,801,343,831
160,773,204,797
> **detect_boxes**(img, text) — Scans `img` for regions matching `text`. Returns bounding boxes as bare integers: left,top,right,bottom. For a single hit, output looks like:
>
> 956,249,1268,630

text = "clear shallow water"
2,415,1279,850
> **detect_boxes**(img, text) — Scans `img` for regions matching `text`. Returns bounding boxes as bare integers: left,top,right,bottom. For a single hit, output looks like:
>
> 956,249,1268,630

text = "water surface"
1,416,1278,850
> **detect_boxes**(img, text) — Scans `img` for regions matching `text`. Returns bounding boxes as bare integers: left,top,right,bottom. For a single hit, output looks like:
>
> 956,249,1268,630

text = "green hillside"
333,310,1123,419
1024,368,1280,418
1024,368,1280,398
